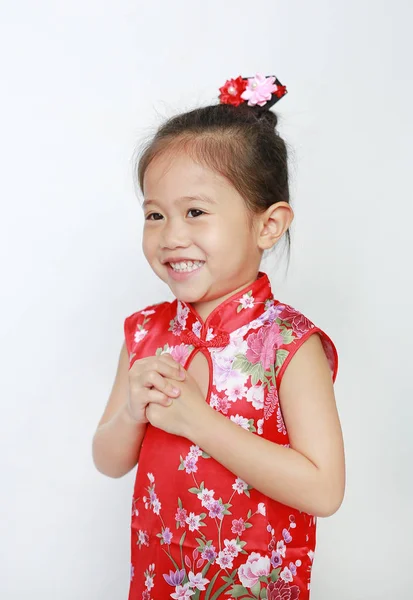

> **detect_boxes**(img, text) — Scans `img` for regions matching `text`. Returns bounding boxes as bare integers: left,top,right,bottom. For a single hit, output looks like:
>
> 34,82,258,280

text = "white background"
1,1,412,599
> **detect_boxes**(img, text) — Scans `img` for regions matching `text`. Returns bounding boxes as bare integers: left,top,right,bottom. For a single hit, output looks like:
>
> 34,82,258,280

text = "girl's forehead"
143,150,229,195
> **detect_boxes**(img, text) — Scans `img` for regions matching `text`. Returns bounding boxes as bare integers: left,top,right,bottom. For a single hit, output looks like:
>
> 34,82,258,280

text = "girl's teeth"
170,261,203,272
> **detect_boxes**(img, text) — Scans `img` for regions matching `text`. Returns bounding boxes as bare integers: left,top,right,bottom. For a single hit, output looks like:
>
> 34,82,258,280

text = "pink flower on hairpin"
241,74,279,107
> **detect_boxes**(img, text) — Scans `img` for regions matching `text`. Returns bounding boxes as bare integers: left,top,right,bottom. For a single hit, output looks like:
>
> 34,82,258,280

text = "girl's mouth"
167,260,205,280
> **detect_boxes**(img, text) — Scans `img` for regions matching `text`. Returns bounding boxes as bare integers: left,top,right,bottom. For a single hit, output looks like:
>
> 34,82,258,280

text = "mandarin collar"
176,271,274,347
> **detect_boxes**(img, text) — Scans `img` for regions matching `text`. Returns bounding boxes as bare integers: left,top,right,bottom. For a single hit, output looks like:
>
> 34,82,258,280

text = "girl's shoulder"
273,299,339,385
123,300,174,357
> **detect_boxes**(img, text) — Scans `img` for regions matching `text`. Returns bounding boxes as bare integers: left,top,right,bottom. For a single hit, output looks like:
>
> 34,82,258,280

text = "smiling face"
142,150,263,316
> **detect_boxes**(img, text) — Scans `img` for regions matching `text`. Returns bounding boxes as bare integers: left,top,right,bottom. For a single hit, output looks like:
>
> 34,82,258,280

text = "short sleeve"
275,305,339,389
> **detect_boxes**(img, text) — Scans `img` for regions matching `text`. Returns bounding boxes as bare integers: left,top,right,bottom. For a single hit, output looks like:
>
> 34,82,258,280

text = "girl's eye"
146,213,163,221
145,208,205,221
187,209,205,218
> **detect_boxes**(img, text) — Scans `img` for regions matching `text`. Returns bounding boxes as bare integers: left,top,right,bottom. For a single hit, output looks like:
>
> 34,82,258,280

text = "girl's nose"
160,217,190,250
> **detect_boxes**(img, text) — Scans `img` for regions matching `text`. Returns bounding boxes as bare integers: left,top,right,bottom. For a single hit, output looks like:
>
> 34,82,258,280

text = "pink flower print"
208,500,225,520
152,497,161,514
289,562,297,576
277,405,287,435
232,477,248,494
142,590,150,600
246,384,264,410
216,550,234,569
267,579,300,600
134,328,148,343
224,538,242,557
192,320,202,337
141,309,155,317
283,528,292,543
130,563,134,581
170,343,191,366
264,386,279,421
257,418,264,435
161,527,173,545
164,568,185,586
171,318,184,336
230,414,250,430
280,567,293,583
171,583,195,599
225,379,248,402
238,552,271,588
188,571,210,591
201,545,217,563
197,488,215,508
246,322,283,370
241,74,279,107
175,507,187,527
183,455,198,474
279,305,313,338
185,512,201,532
231,518,246,535
210,393,231,415
137,530,149,548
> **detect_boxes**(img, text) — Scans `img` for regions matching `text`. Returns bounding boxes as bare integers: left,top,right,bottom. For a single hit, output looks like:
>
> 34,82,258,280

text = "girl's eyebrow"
142,194,216,210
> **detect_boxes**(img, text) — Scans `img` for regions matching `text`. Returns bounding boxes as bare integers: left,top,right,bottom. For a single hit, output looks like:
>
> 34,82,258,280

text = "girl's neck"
189,276,259,322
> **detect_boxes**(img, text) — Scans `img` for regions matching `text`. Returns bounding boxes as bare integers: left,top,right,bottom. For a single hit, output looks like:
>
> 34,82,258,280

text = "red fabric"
124,272,338,599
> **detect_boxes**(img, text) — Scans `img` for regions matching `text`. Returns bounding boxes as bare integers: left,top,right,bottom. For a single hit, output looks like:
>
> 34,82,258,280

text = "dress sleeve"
275,307,339,390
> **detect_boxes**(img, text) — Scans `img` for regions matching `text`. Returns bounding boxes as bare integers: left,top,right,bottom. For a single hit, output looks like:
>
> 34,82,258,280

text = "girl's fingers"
146,388,173,406
143,370,181,398
152,356,186,381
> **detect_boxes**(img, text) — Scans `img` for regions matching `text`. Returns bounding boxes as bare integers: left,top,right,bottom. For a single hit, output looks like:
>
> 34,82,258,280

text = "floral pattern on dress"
124,272,338,599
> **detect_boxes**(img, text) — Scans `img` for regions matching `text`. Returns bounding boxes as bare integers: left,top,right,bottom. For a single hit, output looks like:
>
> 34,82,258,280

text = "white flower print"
137,530,149,547
239,292,255,309
223,538,242,557
177,302,189,326
225,377,248,402
141,309,156,316
197,488,215,508
192,321,202,337
238,552,271,588
147,472,154,483
145,574,154,590
257,502,266,516
134,328,148,343
230,415,250,431
232,477,249,494
188,445,203,459
277,540,287,558
206,327,215,341
280,566,293,583
246,384,265,410
188,571,210,590
257,418,264,435
185,512,201,532
216,550,234,569
277,405,287,435
171,583,195,599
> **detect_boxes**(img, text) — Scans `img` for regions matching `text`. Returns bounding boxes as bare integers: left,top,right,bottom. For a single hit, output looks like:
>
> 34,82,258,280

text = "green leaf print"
189,487,200,494
270,567,281,582
225,584,249,598
260,588,268,599
280,326,295,345
205,569,222,600
275,349,289,371
251,581,261,597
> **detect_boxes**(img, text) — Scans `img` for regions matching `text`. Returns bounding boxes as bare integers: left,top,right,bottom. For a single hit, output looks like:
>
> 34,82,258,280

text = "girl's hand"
145,368,211,439
126,354,186,425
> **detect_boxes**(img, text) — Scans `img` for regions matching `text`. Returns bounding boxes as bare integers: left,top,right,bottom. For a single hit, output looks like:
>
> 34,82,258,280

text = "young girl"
92,73,345,600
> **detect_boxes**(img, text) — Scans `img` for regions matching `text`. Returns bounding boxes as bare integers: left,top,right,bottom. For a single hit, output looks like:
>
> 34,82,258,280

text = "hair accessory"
219,73,287,110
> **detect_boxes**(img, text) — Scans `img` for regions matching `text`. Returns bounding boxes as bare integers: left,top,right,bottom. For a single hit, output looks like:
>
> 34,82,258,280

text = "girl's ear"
257,202,294,250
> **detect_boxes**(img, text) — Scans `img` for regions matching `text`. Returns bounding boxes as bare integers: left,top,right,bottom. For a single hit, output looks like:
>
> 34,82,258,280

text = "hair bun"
257,109,278,129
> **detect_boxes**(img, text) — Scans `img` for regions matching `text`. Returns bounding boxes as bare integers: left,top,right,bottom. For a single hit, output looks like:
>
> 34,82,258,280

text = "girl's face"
142,150,262,311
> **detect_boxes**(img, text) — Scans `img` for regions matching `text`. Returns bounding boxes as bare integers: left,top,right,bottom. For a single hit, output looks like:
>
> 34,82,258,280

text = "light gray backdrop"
1,1,412,598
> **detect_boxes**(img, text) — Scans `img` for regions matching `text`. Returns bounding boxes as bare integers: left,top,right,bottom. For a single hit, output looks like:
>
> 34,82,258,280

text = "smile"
169,260,204,273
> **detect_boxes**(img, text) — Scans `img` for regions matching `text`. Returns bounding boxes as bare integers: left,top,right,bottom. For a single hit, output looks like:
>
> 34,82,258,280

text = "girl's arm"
92,342,146,478
187,334,345,517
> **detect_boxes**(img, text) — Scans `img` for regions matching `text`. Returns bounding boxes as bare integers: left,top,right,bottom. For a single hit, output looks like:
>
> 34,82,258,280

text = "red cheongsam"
124,272,338,600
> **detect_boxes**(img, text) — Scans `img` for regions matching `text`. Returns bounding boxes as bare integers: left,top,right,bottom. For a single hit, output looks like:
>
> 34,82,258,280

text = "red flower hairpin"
219,73,287,109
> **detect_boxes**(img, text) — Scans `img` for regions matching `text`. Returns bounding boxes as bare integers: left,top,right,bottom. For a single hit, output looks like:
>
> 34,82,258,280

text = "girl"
92,73,345,600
